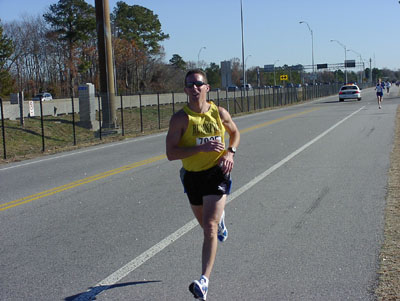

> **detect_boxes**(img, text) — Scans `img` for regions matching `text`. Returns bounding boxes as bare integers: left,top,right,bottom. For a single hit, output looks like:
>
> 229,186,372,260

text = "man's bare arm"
219,107,240,149
218,106,240,173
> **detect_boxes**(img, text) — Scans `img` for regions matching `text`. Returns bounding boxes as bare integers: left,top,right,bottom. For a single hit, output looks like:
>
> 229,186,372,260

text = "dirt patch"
375,104,400,300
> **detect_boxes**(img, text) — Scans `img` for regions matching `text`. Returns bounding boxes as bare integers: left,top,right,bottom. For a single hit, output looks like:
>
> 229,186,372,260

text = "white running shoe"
217,210,228,242
189,276,208,300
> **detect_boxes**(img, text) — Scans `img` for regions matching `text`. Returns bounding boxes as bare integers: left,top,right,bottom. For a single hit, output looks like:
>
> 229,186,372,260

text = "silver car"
32,92,53,101
338,84,361,101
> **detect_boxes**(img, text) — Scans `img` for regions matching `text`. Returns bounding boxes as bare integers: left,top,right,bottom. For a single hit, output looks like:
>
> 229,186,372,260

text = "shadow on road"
322,100,361,104
64,280,162,301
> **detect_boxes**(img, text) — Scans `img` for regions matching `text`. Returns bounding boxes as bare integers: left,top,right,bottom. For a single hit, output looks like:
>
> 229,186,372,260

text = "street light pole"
330,39,347,83
197,46,206,68
245,54,252,87
347,49,363,83
273,59,279,86
240,0,246,88
299,21,315,85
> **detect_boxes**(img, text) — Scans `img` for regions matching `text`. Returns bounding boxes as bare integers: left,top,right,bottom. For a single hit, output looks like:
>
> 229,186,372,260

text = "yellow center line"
0,154,166,211
240,108,319,134
1,107,319,212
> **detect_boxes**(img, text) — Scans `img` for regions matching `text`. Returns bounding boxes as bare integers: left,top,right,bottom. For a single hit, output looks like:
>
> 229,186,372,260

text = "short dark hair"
184,69,208,85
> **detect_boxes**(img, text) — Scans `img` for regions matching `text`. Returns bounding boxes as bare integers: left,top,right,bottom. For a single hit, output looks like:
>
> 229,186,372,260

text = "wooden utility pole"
95,0,116,128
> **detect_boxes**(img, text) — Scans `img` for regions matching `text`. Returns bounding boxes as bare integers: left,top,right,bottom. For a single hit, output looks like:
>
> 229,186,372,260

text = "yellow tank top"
179,101,225,171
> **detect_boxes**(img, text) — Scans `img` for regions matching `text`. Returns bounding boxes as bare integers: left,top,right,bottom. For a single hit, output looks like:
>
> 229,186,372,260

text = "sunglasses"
185,81,206,88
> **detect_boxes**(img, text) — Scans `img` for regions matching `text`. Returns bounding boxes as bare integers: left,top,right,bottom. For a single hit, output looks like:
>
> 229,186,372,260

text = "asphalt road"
1,86,399,300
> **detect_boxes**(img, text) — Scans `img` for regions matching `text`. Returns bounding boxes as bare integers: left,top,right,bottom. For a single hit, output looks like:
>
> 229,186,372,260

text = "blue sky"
1,0,399,70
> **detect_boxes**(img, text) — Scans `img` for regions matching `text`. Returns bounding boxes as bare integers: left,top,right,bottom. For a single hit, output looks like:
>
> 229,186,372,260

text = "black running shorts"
180,165,232,206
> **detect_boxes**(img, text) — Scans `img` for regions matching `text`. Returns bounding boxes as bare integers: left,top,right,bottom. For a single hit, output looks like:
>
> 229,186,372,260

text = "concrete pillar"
78,83,98,130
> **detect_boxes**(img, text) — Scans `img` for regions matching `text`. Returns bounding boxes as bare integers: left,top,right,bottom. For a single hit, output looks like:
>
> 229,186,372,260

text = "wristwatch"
227,147,236,154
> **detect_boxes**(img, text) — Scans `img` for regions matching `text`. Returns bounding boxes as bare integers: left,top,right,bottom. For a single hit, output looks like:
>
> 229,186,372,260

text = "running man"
375,78,384,109
166,69,240,300
386,81,391,94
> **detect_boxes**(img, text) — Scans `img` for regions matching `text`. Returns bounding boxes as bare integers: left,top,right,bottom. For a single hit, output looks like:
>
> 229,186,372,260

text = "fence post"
282,88,285,106
139,93,143,133
120,94,125,136
225,89,230,113
268,88,271,107
71,96,76,145
284,88,287,106
0,97,6,159
233,90,237,114
285,87,288,105
172,92,175,114
246,89,250,112
262,87,265,108
97,94,102,140
290,87,296,104
241,89,244,113
253,89,256,111
18,92,24,126
305,86,307,101
225,89,228,113
157,93,161,129
273,88,276,107
39,98,45,152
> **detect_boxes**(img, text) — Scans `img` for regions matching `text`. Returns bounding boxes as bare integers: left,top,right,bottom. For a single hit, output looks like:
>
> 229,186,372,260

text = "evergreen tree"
205,63,221,88
43,0,96,45
112,2,169,54
0,21,14,96
169,54,186,70
43,0,96,95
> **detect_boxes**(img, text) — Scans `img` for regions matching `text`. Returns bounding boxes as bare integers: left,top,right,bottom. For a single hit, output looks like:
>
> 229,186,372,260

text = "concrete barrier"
2,87,316,120
0,90,233,120
1,98,80,120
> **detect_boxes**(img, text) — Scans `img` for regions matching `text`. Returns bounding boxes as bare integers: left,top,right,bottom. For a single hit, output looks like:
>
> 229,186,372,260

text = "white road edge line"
0,133,165,171
73,106,365,301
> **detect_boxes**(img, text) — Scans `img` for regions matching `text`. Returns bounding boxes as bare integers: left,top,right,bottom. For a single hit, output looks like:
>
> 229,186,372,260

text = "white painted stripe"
73,106,365,300
229,106,364,200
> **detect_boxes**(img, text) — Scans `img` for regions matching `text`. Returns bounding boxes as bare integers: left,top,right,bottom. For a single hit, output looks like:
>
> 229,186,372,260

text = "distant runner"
386,81,391,94
375,78,384,109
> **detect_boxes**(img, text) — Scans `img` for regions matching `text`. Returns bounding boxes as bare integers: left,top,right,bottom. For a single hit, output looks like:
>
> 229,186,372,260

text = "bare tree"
5,16,53,96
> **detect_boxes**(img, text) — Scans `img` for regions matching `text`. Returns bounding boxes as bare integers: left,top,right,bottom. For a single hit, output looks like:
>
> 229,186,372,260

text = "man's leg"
191,205,204,227
201,194,226,278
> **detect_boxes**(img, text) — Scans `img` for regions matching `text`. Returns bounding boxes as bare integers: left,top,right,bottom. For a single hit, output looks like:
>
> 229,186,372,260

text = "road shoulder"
376,102,400,299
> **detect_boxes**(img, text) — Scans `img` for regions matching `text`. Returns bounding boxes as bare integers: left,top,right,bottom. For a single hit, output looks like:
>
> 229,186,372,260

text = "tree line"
0,0,180,99
0,0,398,100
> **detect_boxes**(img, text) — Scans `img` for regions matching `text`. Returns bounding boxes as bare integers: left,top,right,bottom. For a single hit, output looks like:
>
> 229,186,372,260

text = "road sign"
29,101,35,117
345,60,356,68
280,74,288,81
264,64,274,72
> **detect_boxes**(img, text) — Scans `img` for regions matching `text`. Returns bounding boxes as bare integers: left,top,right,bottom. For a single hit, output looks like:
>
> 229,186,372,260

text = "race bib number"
196,136,222,145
